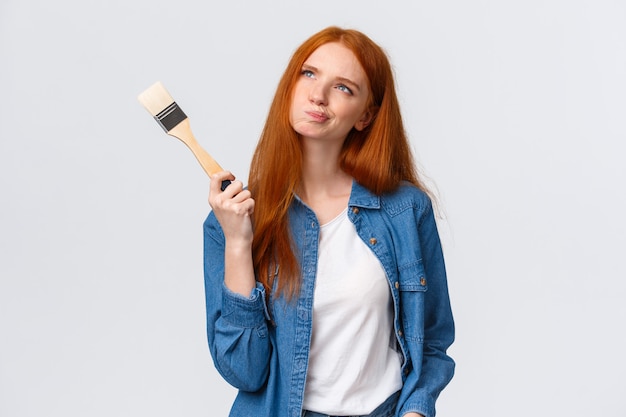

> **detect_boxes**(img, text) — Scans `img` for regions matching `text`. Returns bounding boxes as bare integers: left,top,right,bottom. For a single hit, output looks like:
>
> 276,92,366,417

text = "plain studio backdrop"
1,1,624,416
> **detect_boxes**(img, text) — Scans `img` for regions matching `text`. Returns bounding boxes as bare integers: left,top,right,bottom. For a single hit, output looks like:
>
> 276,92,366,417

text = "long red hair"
248,26,430,299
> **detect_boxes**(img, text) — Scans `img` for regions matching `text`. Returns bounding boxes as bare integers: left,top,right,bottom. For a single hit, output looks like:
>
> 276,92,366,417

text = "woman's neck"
299,139,353,224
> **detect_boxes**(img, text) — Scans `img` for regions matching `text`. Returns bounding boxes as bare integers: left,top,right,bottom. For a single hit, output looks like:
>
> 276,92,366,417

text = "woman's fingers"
209,171,235,197
208,171,254,242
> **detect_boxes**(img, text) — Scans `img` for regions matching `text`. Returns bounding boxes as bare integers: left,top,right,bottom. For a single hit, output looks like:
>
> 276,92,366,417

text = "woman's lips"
305,111,329,122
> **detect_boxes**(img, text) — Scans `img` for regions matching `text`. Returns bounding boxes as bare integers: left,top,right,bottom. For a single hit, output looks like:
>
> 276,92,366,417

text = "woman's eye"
302,69,314,78
337,84,353,95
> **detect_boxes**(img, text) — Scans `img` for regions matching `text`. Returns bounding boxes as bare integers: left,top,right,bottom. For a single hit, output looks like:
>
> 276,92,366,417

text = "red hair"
249,27,429,299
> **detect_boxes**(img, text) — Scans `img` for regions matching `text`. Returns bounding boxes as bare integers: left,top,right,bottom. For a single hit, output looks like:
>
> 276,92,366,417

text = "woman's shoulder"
380,181,432,214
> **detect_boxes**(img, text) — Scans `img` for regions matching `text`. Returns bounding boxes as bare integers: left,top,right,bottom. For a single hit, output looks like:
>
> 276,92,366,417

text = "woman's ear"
354,106,379,131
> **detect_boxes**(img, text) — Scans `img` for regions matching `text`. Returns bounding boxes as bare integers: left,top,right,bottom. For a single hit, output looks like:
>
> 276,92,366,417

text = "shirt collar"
349,181,381,209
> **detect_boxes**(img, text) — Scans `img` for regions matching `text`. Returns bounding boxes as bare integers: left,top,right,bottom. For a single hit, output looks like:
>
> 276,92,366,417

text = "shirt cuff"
221,282,268,328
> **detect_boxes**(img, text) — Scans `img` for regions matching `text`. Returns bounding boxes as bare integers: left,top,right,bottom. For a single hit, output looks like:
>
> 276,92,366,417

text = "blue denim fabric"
203,181,455,417
302,390,400,417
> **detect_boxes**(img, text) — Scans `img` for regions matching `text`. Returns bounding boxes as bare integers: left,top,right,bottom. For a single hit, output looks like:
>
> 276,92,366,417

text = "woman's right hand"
208,171,255,248
209,171,257,296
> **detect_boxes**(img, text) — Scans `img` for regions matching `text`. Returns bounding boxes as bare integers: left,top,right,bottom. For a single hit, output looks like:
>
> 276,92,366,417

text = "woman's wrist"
224,241,255,297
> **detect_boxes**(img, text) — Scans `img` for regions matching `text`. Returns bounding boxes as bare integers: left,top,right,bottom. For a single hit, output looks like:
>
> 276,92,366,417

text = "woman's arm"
203,172,271,391
208,171,256,296
397,198,455,417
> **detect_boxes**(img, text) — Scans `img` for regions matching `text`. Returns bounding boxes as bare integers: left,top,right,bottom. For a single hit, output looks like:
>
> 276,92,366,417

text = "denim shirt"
203,181,455,417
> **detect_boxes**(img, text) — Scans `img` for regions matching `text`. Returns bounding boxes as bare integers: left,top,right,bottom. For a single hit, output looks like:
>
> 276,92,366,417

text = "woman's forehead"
304,42,367,83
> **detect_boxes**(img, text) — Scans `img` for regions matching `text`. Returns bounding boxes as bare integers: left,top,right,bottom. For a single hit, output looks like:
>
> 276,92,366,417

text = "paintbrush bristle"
137,81,174,116
138,81,188,133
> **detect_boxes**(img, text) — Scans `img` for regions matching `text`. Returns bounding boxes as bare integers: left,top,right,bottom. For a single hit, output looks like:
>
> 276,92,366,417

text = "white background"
1,1,625,416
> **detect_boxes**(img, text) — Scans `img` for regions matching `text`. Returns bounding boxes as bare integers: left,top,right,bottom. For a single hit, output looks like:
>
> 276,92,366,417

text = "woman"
204,26,454,417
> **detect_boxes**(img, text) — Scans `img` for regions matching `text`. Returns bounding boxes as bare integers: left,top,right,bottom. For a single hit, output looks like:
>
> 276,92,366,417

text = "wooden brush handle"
167,119,231,190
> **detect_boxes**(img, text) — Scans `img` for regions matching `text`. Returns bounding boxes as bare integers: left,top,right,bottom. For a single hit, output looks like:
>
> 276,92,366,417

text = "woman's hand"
209,171,256,296
208,171,255,246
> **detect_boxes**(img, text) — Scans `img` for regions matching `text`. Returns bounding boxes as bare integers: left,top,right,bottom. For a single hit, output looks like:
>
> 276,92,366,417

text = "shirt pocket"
398,261,428,342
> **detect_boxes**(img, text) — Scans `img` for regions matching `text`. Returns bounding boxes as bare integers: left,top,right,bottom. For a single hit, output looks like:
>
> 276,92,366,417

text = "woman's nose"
309,85,327,106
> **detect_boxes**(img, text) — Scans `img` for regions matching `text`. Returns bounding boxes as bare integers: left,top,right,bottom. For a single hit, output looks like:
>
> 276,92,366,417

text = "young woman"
204,26,455,417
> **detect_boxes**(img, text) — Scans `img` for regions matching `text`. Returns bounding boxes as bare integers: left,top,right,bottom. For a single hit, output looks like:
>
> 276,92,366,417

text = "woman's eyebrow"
302,63,317,71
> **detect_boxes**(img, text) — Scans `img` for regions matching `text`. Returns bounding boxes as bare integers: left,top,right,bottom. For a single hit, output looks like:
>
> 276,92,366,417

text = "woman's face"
289,42,372,145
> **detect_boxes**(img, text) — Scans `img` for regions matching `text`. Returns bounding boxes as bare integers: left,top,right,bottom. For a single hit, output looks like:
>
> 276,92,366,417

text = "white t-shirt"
303,208,402,415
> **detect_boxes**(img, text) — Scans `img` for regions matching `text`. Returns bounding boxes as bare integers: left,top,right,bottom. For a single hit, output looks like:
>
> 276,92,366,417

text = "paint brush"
137,81,231,190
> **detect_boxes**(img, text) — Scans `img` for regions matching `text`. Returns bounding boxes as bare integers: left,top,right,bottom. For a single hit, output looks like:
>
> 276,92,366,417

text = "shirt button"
369,237,377,245
398,330,403,337
394,281,399,289
420,277,427,286
352,207,359,214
